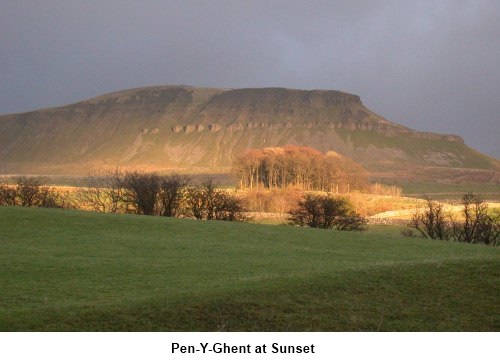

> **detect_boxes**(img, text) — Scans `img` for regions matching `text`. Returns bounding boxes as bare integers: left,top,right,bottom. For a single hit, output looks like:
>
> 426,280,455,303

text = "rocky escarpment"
0,85,496,176
167,120,464,143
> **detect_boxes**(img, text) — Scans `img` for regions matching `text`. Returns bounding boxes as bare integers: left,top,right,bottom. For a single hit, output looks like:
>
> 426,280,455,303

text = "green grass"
0,206,498,331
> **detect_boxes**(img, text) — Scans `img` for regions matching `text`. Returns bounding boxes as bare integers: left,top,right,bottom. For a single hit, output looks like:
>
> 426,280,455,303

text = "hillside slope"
0,85,498,180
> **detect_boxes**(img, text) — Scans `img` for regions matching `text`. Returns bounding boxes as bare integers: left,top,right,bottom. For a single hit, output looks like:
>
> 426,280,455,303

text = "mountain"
0,85,498,181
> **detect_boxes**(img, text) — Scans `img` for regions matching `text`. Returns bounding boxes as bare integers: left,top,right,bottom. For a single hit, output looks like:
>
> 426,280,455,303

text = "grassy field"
398,181,500,201
0,206,498,331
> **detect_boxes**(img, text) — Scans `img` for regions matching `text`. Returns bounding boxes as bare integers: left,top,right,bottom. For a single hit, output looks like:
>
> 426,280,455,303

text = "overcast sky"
1,0,499,157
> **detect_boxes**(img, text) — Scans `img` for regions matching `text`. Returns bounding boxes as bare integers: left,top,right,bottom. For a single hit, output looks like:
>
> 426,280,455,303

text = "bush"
16,176,43,206
121,171,162,215
159,174,190,217
241,187,302,214
185,180,245,221
0,183,17,206
289,193,366,231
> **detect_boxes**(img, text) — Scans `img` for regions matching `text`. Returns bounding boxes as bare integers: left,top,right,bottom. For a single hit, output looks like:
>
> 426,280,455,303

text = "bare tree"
159,173,189,217
409,196,451,240
474,212,500,246
186,180,219,220
451,193,500,246
121,171,161,215
38,186,60,208
77,170,125,213
409,193,499,246
234,149,264,189
185,185,206,220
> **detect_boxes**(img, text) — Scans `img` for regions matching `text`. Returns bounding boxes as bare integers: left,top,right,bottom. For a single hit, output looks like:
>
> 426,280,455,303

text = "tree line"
0,176,73,208
76,170,245,221
233,145,369,193
81,173,369,230
0,172,245,221
1,172,370,231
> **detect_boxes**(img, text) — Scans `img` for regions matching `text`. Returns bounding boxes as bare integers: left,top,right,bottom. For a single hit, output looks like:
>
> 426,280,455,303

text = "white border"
1,332,497,362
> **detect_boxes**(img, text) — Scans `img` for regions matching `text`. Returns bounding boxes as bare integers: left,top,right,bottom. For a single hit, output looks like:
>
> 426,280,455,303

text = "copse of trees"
233,145,368,193
409,193,499,246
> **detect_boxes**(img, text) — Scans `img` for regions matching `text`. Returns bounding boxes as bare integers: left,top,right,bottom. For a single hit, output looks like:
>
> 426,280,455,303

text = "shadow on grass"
2,259,498,331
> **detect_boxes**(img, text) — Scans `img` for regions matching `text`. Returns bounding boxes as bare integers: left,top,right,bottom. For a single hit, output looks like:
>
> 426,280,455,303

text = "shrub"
0,183,17,206
159,174,190,217
185,180,245,221
289,193,366,231
121,171,162,215
16,176,43,206
241,187,302,214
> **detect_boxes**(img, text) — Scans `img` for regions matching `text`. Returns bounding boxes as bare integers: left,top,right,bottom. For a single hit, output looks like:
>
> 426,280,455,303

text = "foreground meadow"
0,206,498,331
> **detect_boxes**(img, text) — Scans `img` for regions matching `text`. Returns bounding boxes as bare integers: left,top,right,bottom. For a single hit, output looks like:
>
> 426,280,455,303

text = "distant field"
0,207,498,331
397,182,500,201
2,173,498,204
0,173,238,187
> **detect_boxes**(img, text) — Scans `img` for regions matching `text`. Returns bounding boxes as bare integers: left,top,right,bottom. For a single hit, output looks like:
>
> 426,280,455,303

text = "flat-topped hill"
0,85,498,180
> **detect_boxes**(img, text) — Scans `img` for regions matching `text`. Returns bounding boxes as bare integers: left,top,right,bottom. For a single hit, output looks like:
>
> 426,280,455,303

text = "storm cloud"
1,0,499,157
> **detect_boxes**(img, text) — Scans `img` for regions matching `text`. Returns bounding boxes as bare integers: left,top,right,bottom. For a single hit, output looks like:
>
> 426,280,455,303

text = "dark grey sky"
1,0,499,157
